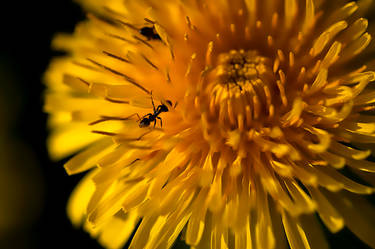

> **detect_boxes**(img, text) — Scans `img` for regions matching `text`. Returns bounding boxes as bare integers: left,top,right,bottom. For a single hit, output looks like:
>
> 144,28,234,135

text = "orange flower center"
215,50,271,92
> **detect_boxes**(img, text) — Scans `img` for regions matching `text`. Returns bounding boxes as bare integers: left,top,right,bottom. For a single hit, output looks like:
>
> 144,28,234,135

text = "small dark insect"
139,26,161,40
139,93,174,128
228,77,243,91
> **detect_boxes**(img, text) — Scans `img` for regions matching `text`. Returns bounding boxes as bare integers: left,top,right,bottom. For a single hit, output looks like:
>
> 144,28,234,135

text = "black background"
0,1,373,249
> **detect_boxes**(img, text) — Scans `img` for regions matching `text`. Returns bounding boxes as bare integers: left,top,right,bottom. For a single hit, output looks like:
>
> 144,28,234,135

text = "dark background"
0,1,373,249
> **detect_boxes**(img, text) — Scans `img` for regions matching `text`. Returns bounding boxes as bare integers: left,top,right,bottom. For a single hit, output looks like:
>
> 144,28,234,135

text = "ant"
138,93,175,128
139,26,161,40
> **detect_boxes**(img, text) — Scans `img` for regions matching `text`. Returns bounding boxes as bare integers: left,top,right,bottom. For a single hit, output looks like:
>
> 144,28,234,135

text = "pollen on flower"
45,0,375,249
215,49,270,91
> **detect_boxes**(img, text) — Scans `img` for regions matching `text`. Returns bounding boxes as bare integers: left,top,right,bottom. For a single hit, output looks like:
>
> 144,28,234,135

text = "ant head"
166,100,173,107
165,100,178,109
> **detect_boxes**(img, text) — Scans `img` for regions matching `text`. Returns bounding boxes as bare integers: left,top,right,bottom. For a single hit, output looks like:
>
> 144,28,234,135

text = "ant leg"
153,119,157,128
150,91,156,112
90,113,141,125
128,113,142,122
157,117,162,127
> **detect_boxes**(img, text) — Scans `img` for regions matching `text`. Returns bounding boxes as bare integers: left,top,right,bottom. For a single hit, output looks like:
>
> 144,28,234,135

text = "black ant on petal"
139,18,162,41
88,92,175,129
138,93,175,128
139,26,161,41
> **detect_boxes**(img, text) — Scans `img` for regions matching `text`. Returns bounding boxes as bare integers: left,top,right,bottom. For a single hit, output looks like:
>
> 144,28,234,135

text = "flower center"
204,49,276,132
215,49,272,92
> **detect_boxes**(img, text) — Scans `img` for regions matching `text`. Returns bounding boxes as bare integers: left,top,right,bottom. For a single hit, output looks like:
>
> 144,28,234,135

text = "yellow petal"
319,151,346,169
340,33,371,62
298,214,329,249
303,126,331,153
186,188,209,246
210,224,229,249
302,0,315,33
67,170,96,226
269,202,289,249
63,74,90,92
305,69,328,95
47,123,102,160
310,21,347,56
207,168,225,213
308,187,344,233
284,0,297,30
97,210,140,249
334,128,375,143
354,90,375,105
128,215,158,249
234,220,253,249
284,180,316,214
329,140,371,160
338,18,368,44
131,191,194,249
323,190,375,248
64,138,114,175
310,166,344,192
320,41,341,68
340,121,375,134
281,210,311,249
193,213,213,249
323,86,353,106
291,162,318,186
323,2,357,28
270,159,294,177
280,97,304,126
244,0,257,27
254,176,275,249
89,180,148,226
318,166,373,194
346,158,375,173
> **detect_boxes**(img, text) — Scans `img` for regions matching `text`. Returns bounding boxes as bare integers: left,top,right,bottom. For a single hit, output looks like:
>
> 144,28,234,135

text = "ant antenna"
150,91,156,112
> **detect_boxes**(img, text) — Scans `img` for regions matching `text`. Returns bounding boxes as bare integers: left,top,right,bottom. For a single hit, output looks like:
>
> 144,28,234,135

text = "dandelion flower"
45,0,375,248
